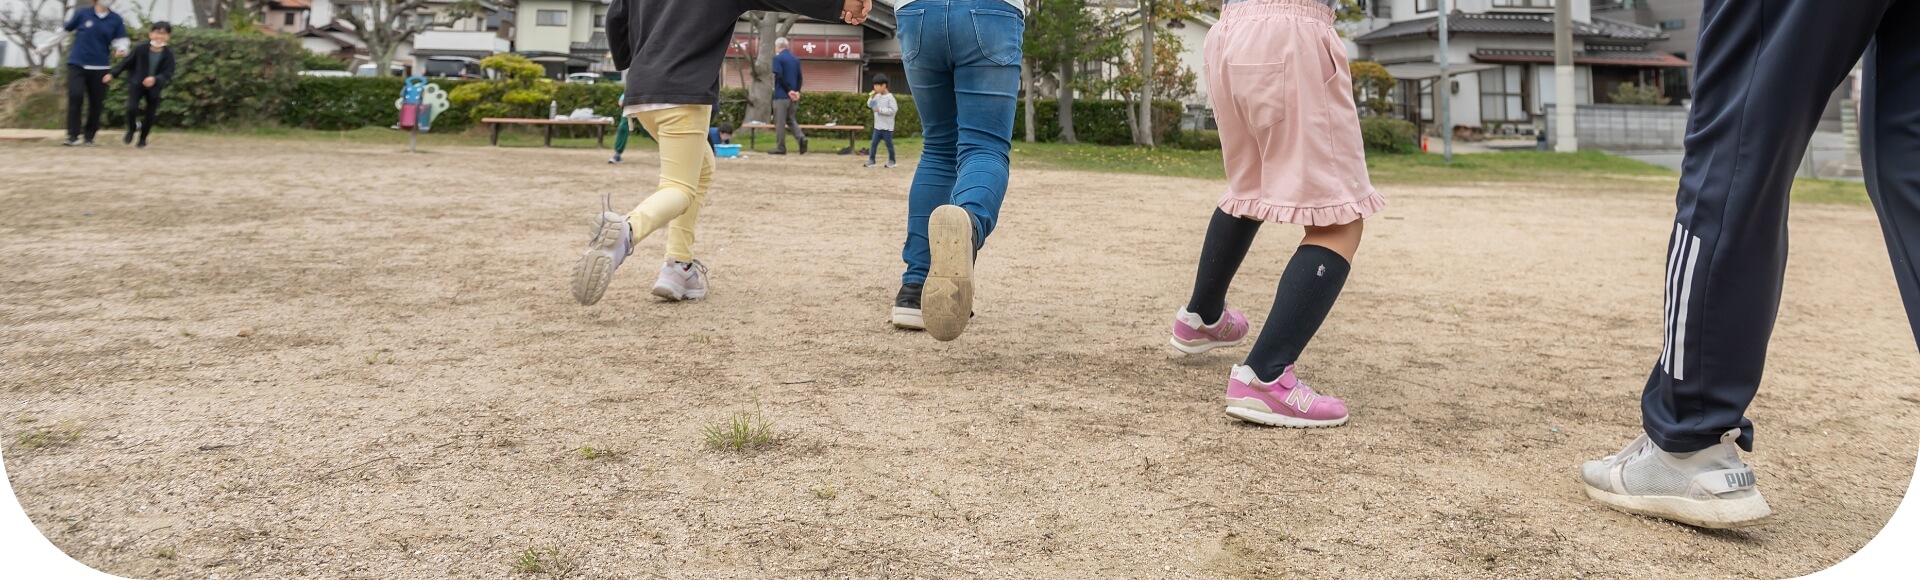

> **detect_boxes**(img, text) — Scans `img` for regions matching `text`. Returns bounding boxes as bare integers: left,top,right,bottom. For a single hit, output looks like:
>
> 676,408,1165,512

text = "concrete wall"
515,0,575,53
1544,103,1688,151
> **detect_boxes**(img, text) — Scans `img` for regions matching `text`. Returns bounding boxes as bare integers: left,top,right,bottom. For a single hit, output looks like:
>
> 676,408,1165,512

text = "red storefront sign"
726,35,863,60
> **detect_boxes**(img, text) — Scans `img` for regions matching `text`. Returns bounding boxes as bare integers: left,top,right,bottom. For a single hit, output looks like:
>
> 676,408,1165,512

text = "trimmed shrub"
301,52,350,71
278,77,478,132
100,27,304,128
1360,116,1419,154
716,87,921,138
1165,129,1222,151
1013,99,1185,146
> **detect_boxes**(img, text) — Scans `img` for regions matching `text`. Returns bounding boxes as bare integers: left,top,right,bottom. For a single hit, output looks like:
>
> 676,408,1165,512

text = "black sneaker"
768,149,787,155
798,137,809,155
136,140,147,149
891,283,924,330
123,130,134,145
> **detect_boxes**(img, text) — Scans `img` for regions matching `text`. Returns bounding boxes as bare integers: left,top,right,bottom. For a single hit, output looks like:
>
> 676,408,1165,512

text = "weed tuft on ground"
510,547,574,576
702,403,782,452
13,423,81,450
576,446,623,460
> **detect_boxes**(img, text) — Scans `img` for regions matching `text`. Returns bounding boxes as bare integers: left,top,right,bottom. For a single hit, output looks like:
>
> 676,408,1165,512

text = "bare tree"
742,11,798,124
336,0,479,77
0,0,75,72
1134,0,1155,147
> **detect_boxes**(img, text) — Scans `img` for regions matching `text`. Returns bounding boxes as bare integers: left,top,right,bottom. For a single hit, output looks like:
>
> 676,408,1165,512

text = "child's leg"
1242,220,1364,382
663,131,715,263
883,130,896,163
137,89,159,143
613,116,630,157
869,130,882,164
626,105,713,241
1185,209,1262,324
123,87,143,142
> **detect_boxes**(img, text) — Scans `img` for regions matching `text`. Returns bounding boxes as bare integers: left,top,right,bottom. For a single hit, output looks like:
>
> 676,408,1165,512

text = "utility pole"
1437,0,1451,164
1554,0,1577,152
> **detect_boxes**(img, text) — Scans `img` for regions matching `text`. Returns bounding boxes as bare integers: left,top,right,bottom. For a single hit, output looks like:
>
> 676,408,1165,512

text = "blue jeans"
896,0,1023,285
869,129,895,164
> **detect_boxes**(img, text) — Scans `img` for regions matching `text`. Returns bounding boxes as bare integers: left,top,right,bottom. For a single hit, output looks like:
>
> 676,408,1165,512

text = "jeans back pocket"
898,9,925,63
971,9,1024,67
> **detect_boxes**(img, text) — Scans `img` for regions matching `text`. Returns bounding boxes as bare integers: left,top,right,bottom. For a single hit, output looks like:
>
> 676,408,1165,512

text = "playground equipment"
395,76,452,152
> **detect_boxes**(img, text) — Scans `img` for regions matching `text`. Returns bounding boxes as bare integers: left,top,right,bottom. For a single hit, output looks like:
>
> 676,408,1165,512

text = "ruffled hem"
1217,190,1387,227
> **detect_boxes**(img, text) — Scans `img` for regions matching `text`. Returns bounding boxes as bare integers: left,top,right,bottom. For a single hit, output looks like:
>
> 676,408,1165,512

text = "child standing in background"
574,0,870,305
864,74,897,168
1169,0,1381,428
609,94,637,164
105,20,173,149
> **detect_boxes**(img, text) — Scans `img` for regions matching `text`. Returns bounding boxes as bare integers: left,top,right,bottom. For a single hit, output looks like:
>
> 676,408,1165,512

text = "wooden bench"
480,118,616,148
737,122,866,153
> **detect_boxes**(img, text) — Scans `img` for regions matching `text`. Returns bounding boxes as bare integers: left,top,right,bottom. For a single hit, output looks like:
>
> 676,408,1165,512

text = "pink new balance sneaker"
1224,365,1349,428
1170,307,1250,354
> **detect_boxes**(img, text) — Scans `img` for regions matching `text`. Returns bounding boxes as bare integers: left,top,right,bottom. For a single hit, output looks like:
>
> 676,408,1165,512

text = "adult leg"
899,4,958,286
83,69,107,142
945,7,1021,248
66,65,86,141
663,121,716,263
787,100,807,150
773,99,791,152
1863,4,1920,348
1641,0,1893,453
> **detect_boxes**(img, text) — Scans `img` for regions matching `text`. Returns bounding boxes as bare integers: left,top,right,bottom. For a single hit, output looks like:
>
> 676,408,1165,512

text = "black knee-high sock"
1245,244,1351,382
1186,209,1262,325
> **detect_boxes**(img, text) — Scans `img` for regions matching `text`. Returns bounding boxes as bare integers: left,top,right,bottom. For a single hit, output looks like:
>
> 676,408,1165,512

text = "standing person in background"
885,0,1025,340
768,37,808,155
39,0,129,147
864,73,897,168
105,21,174,149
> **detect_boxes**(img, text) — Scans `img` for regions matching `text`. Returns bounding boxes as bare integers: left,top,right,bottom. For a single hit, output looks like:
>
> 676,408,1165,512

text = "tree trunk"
1135,1,1155,147
1056,42,1077,144
1021,58,1036,143
746,12,797,125
192,0,220,28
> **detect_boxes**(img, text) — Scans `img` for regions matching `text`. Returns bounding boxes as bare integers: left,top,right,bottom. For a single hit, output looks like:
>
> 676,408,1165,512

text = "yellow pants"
625,105,714,263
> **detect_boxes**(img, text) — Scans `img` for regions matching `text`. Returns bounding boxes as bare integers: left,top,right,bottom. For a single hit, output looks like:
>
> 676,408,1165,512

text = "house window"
1480,65,1529,122
1368,0,1391,18
594,12,606,28
1416,0,1438,13
1659,19,1686,30
284,12,296,26
537,10,567,26
1492,0,1555,7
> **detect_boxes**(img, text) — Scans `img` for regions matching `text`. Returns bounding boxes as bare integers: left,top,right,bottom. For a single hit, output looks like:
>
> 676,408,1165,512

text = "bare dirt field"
1,135,1916,579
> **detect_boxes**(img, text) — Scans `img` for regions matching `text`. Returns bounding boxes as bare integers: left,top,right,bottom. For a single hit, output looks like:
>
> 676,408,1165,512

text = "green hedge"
715,88,921,138
0,67,32,90
1014,99,1184,146
1360,117,1418,154
278,77,481,132
100,27,303,128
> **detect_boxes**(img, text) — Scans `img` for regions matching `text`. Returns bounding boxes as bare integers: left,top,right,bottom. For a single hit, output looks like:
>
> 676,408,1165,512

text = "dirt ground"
1,135,1916,579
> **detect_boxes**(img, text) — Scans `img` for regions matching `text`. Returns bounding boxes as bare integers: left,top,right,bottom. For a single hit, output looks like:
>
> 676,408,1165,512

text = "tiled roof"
1355,12,1665,44
1474,47,1690,67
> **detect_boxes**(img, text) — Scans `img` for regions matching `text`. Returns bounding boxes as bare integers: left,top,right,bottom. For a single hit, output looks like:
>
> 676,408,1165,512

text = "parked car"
355,63,409,77
298,70,352,78
423,56,484,80
565,72,601,84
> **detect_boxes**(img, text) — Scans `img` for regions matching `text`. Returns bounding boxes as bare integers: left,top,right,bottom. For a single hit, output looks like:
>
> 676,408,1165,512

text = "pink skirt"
1206,0,1385,226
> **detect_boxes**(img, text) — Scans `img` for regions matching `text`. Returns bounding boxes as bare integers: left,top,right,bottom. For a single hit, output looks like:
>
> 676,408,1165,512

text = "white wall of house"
1380,0,1592,21
515,0,576,53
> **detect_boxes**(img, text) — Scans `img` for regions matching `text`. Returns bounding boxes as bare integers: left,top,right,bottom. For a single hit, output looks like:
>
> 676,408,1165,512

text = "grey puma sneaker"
1580,428,1772,528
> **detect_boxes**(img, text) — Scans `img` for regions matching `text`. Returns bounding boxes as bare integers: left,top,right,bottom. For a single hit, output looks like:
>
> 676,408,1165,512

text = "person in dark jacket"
572,0,870,307
41,0,129,146
768,37,807,155
106,21,175,148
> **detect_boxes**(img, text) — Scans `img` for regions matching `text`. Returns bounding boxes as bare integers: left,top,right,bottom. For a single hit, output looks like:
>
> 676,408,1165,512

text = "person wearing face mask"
39,0,129,147
105,21,174,148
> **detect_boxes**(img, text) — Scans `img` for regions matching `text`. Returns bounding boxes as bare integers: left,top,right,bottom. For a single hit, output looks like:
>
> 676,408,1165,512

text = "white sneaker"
650,260,709,301
1580,428,1772,528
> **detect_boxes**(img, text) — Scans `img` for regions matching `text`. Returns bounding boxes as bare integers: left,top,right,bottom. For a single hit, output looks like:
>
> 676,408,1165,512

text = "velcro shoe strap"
1694,468,1756,494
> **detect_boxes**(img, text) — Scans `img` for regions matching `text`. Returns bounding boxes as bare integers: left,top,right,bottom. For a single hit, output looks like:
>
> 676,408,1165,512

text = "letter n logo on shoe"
1284,388,1317,415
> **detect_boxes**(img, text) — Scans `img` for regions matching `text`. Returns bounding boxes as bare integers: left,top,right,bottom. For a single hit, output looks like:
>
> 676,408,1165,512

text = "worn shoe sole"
1170,335,1244,355
1583,483,1773,529
651,282,706,301
571,212,625,306
1224,403,1349,428
922,205,973,341
891,307,925,330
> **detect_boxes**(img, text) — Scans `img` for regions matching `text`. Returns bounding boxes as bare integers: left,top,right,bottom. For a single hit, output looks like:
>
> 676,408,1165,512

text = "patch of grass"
363,349,396,365
702,403,782,453
179,329,196,338
1363,150,1676,186
811,485,838,500
1791,178,1872,206
576,446,623,460
510,547,574,576
181,125,630,151
154,545,177,561
14,423,81,450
